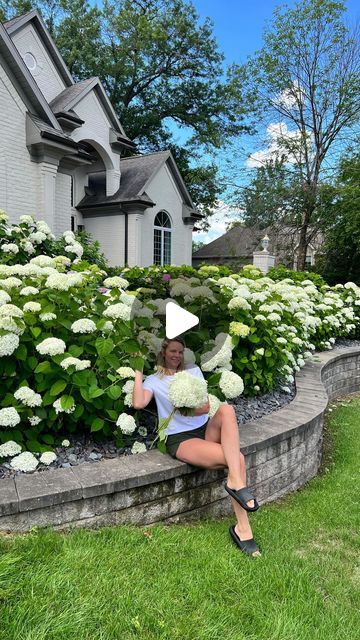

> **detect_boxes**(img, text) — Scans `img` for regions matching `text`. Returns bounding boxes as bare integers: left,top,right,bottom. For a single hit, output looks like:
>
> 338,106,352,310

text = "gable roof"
0,20,62,130
50,77,128,136
77,151,202,217
4,10,73,87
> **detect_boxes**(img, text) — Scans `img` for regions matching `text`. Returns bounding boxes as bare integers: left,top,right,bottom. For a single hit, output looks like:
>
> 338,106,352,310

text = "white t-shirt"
142,364,209,436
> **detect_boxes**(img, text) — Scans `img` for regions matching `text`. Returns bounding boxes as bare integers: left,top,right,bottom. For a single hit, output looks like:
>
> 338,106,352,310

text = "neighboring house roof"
77,151,203,218
192,224,324,264
3,9,73,87
193,225,267,260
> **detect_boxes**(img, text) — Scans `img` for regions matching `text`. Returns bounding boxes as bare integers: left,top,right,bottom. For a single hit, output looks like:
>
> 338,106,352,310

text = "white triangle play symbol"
165,301,199,339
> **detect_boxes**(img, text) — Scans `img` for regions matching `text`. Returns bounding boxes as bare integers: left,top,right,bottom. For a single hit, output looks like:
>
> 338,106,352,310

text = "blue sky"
188,0,360,245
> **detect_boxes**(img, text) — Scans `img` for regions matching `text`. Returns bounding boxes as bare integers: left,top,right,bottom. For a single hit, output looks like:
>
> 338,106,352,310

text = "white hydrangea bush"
0,212,152,456
1,211,359,458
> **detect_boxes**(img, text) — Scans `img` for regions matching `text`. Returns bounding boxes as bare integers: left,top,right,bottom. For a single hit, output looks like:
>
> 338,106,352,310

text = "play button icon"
165,302,199,339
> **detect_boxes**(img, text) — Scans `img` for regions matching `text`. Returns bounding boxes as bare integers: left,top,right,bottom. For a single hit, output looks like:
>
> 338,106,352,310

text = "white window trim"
154,212,172,265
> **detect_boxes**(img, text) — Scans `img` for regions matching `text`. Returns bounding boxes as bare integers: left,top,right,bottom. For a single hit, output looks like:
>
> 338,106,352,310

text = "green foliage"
316,147,360,285
268,264,328,288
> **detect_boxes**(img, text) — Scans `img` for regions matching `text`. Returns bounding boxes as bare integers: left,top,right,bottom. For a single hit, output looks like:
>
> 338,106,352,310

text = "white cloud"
193,200,243,245
246,121,311,168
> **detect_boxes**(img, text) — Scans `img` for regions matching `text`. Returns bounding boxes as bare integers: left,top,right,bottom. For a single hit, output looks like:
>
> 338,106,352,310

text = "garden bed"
0,345,359,532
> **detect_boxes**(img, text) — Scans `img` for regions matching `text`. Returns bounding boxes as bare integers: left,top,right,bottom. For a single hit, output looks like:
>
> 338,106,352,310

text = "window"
77,224,85,232
154,211,172,265
71,215,75,232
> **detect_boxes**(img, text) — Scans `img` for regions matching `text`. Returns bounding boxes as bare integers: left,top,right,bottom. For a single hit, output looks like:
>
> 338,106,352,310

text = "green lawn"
0,396,359,640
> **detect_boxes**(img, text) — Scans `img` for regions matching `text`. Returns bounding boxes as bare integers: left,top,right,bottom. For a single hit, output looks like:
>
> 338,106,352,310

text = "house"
192,223,323,270
0,10,202,266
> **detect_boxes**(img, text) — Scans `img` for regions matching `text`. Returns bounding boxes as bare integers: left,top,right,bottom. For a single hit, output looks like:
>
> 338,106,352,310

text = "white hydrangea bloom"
116,367,136,379
277,337,287,345
1,243,19,254
14,387,42,407
228,297,251,311
22,241,36,254
219,371,244,399
70,318,97,334
39,312,57,321
217,277,239,290
118,293,142,309
170,282,192,297
61,439,70,447
39,451,57,465
23,301,41,313
53,398,75,414
29,231,47,244
36,220,54,238
0,303,23,317
116,413,137,434
103,276,129,289
138,426,147,437
19,286,39,296
30,255,56,268
10,451,38,472
65,241,83,258
184,285,216,302
102,320,114,332
20,215,35,225
255,348,265,356
123,379,135,394
131,441,147,454
103,303,131,321
0,440,22,457
28,416,42,426
168,371,207,408
136,306,153,318
0,333,19,356
60,357,91,371
208,394,223,418
0,290,11,306
267,312,281,322
0,407,21,427
36,337,66,355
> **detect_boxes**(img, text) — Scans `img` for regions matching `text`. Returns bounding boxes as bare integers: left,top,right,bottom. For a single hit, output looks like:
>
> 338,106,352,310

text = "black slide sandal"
229,525,261,557
224,484,260,512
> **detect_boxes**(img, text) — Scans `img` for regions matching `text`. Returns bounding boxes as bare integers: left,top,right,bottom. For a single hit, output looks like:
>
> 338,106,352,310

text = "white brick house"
0,10,201,266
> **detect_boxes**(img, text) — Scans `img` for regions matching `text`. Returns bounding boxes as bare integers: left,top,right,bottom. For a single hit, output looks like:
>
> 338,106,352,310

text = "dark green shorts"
165,420,210,458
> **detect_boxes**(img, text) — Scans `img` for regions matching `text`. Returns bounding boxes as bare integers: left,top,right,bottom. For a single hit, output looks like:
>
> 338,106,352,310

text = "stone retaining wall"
0,347,359,532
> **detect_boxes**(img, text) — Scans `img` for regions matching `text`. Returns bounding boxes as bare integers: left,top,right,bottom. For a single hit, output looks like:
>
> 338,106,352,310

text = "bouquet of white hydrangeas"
158,371,208,442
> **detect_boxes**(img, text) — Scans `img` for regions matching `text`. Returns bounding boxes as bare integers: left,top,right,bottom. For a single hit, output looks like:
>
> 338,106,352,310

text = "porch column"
37,161,59,231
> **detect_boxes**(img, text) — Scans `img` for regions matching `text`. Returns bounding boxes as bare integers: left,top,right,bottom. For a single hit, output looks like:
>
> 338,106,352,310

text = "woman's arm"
193,399,210,416
132,370,153,409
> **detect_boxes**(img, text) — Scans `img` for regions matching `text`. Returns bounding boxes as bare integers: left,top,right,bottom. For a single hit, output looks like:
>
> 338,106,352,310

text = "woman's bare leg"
175,406,259,547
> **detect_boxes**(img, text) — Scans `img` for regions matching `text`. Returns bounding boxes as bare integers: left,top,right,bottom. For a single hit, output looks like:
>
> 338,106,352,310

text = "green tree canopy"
317,146,360,284
234,0,360,269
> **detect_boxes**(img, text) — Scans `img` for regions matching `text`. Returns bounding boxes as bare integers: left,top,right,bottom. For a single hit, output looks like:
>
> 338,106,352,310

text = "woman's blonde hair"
155,337,186,377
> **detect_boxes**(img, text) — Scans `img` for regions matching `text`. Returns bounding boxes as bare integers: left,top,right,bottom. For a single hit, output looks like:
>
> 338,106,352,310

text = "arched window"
154,211,172,265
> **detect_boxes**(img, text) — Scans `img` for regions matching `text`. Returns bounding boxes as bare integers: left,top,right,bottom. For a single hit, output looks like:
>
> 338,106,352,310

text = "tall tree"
236,0,360,270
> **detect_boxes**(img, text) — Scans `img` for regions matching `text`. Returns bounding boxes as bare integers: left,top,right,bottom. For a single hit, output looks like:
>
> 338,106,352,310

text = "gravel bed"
1,339,359,479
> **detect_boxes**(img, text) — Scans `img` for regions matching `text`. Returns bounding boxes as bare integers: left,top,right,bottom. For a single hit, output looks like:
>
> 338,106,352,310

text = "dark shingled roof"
49,78,95,112
192,224,324,267
192,225,268,259
28,113,78,147
77,151,170,209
